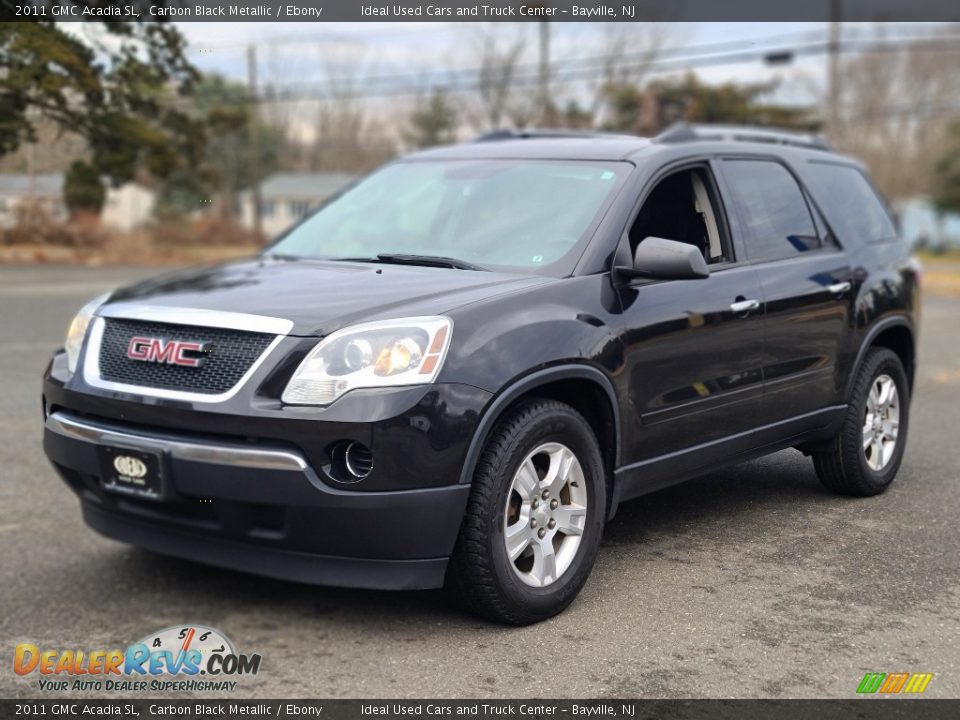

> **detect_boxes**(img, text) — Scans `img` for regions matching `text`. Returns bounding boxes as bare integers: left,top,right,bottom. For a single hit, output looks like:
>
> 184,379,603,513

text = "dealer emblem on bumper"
112,455,148,479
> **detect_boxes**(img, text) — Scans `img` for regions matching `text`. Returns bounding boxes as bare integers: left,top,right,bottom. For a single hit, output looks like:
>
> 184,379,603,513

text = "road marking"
933,369,960,384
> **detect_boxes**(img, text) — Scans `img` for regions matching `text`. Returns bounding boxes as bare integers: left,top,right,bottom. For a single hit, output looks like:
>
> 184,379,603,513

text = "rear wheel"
447,398,606,625
812,348,909,496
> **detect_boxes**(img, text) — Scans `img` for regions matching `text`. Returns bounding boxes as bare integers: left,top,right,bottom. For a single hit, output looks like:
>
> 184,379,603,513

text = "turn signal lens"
64,293,111,375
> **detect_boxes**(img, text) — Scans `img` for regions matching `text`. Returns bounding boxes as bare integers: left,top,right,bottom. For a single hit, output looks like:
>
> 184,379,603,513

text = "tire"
446,398,607,625
813,348,910,497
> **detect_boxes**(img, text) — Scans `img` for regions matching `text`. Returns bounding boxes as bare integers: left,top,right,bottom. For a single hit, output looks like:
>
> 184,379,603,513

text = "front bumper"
44,410,472,589
42,318,492,588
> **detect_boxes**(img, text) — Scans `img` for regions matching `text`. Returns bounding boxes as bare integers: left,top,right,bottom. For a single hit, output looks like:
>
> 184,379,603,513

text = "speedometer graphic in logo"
136,625,234,672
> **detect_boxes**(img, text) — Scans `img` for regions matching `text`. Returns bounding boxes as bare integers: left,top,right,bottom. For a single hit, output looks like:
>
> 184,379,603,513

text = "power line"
187,22,953,56
251,36,960,102
185,23,462,52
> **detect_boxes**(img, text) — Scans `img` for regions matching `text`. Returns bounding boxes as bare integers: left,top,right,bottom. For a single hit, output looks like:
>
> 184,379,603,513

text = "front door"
617,265,766,463
613,163,767,489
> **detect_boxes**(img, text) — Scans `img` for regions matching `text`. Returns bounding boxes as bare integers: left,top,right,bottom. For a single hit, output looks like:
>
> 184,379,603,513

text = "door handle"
729,298,760,314
827,281,852,295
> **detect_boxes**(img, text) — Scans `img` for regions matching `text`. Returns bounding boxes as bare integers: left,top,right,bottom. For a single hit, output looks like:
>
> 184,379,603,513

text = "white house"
896,198,960,249
101,183,156,231
0,173,155,230
0,174,67,227
239,172,355,238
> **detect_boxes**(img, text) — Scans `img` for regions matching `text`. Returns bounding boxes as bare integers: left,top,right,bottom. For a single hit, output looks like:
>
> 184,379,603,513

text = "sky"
177,22,837,101
162,21,950,141
59,21,951,111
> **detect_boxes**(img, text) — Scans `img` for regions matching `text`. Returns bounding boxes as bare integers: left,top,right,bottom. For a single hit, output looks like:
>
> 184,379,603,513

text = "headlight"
64,293,111,375
282,316,452,406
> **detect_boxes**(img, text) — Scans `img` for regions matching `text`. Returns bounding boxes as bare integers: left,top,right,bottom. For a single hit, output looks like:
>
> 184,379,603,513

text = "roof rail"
473,128,637,143
655,123,832,151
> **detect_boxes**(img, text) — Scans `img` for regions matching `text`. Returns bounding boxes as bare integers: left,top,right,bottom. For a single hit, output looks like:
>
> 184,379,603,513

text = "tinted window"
723,160,820,261
270,160,626,276
629,167,729,263
805,163,897,246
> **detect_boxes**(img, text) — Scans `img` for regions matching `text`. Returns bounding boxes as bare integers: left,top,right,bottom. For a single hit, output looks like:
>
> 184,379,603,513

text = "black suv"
43,124,919,624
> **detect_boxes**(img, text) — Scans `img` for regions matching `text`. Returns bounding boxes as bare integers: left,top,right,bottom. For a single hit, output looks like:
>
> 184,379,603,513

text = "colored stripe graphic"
857,673,886,694
879,673,909,693
857,672,933,694
903,674,934,694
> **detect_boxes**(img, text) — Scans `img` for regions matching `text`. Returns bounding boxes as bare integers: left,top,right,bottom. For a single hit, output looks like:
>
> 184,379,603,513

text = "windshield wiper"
374,253,488,271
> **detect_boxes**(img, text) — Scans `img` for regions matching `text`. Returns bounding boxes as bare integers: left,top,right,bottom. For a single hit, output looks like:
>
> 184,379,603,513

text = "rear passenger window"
722,160,821,262
805,163,898,247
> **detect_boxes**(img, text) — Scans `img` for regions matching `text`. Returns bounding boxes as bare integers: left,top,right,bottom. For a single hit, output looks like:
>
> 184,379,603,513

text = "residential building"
239,173,356,238
896,198,960,250
0,174,66,227
0,174,155,230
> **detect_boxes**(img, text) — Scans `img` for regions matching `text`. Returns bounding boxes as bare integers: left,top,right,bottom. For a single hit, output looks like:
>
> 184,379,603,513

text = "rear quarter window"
803,162,898,247
720,159,821,262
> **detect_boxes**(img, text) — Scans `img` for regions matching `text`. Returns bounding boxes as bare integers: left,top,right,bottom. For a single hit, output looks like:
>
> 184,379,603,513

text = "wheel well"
869,325,915,392
514,378,618,501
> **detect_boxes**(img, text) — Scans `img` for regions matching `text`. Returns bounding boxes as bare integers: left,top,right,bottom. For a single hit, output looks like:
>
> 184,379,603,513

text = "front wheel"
812,348,910,497
447,399,607,625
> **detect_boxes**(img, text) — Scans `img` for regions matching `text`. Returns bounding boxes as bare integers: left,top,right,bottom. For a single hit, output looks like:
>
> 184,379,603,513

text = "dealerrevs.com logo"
14,625,261,693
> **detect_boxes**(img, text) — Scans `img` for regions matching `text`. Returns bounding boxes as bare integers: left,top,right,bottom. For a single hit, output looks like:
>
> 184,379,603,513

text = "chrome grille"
97,318,275,395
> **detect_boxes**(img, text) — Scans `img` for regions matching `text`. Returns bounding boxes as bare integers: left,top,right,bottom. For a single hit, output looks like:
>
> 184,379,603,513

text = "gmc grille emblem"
126,337,210,368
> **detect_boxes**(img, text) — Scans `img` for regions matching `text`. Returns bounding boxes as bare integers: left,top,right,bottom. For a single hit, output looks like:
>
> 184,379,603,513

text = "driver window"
629,167,729,264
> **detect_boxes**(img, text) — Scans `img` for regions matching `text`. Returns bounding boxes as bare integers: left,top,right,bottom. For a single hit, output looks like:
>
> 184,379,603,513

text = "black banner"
2,700,959,719
4,0,960,22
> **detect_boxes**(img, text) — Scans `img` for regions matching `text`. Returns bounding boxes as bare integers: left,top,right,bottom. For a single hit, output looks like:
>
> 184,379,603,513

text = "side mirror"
615,236,710,282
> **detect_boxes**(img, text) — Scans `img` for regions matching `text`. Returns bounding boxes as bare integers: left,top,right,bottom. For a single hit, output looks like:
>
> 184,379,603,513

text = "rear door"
718,158,852,430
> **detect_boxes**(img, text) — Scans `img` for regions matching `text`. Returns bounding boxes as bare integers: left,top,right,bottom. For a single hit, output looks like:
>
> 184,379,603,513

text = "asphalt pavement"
1,264,959,699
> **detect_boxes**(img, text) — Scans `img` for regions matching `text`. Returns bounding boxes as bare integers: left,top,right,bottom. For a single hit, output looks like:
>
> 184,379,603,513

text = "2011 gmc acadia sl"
43,124,919,624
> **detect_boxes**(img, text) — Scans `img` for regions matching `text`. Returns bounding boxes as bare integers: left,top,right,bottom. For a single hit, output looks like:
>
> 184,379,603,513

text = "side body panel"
612,266,765,463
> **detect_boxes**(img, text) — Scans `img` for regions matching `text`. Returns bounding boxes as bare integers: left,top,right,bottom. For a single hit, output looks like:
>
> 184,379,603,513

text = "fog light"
324,441,373,483
344,442,373,479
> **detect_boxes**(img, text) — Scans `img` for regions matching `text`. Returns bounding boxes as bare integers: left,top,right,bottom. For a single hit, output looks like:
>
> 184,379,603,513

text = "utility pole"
827,0,842,141
538,21,551,125
25,108,37,199
27,143,36,198
247,44,263,240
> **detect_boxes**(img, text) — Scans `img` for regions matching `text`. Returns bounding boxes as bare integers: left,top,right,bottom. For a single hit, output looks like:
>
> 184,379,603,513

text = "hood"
103,258,550,336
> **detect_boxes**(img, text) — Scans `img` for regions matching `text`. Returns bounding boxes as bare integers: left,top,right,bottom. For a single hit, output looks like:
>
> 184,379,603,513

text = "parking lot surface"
2,265,958,698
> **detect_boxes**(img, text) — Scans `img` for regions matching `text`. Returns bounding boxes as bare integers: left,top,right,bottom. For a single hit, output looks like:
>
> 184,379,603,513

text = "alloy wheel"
503,442,588,587
863,373,900,472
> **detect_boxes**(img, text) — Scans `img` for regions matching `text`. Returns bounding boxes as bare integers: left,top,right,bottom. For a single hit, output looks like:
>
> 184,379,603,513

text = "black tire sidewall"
486,405,606,618
849,350,910,491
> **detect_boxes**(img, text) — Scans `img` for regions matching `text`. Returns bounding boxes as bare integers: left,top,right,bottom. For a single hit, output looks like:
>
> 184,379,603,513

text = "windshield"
268,159,628,275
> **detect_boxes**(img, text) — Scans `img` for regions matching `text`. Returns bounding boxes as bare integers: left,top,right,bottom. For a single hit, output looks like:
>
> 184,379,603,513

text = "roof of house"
0,174,63,196
259,173,356,199
0,174,151,198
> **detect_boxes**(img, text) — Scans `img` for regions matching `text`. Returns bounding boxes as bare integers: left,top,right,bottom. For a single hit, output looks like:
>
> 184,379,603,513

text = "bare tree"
403,88,458,150
465,24,534,131
0,116,86,174
831,26,960,203
261,53,397,174
590,23,672,126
